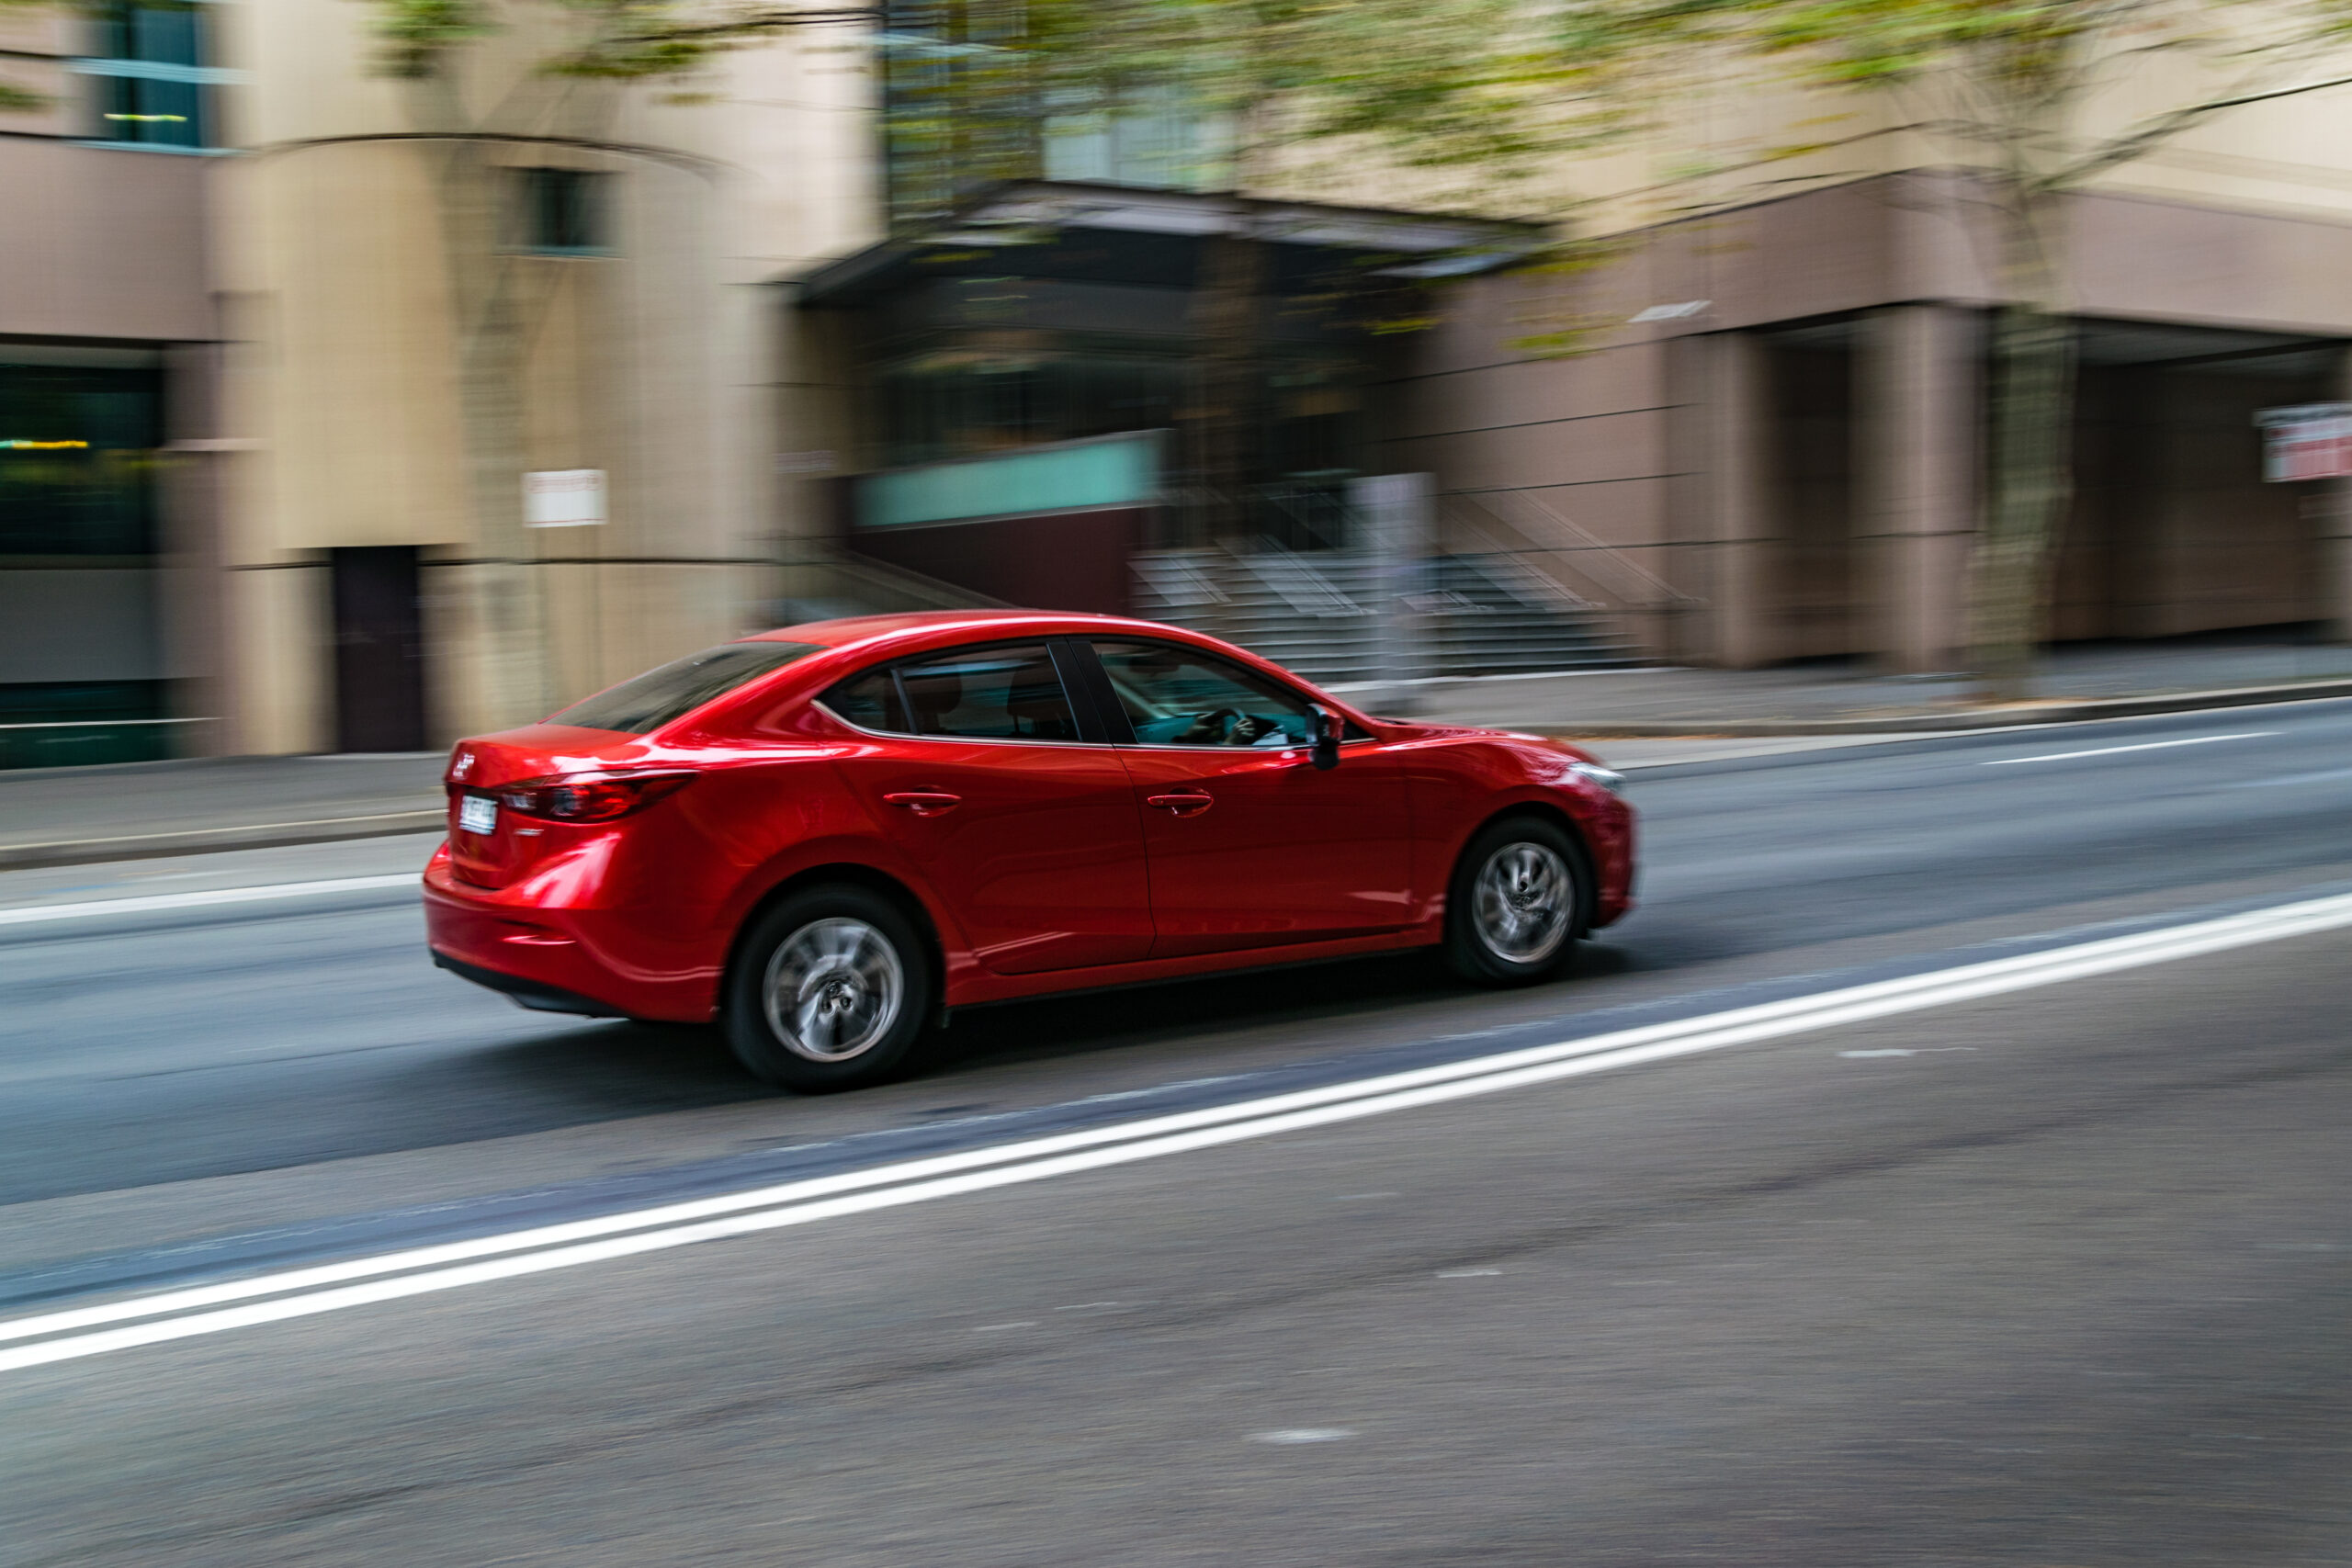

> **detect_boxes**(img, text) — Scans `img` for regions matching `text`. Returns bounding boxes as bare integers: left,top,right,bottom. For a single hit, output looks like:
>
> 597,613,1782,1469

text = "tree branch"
2053,67,2352,187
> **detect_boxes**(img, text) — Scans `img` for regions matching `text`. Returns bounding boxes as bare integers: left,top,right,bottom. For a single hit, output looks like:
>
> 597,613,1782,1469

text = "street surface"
5,703,2350,1564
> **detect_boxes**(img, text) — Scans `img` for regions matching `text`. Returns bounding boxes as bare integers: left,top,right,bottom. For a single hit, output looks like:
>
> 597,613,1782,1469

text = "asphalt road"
5,702,2351,1564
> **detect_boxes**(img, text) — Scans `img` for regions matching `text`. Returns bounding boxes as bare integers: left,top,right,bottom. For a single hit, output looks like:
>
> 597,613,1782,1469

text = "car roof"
741,608,1193,653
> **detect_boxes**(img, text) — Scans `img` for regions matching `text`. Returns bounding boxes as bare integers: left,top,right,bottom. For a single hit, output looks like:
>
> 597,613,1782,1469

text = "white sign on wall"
524,468,607,526
2255,405,2352,483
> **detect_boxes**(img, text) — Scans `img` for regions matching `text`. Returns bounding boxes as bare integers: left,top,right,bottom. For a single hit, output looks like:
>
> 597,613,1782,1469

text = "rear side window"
821,642,1080,742
823,668,910,733
549,642,822,734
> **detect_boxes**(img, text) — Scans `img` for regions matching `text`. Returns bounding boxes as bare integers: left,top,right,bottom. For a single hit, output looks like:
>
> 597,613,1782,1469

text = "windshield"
548,642,822,734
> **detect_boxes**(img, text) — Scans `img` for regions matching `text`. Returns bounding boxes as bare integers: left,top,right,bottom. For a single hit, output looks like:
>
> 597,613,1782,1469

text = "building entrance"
330,546,426,752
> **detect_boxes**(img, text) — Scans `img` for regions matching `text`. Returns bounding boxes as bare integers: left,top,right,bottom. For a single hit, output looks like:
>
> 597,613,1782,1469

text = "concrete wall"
0,141,215,343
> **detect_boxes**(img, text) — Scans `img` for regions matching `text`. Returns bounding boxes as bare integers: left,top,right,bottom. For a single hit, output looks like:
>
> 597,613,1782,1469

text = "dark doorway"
331,546,427,752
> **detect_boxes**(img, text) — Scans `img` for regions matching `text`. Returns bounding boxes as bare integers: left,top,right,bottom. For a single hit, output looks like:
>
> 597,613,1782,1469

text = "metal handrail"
1441,491,1702,611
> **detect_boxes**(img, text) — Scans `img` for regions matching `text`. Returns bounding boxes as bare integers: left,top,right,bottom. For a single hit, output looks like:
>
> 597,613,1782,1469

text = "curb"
6,676,2350,869
0,809,447,872
1507,677,2352,739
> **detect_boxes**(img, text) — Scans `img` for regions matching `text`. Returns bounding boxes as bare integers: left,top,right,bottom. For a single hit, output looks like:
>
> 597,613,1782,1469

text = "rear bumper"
430,952,629,1019
421,847,722,1022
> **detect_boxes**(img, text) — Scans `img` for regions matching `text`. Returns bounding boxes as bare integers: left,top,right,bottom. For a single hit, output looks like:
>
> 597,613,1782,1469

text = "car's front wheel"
1443,816,1588,986
725,886,933,1091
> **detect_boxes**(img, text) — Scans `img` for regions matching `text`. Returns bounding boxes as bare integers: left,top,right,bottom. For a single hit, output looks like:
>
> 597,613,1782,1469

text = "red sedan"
424,611,1635,1089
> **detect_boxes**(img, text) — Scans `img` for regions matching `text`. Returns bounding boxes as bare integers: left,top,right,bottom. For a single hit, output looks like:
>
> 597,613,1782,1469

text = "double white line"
7,888,2352,1374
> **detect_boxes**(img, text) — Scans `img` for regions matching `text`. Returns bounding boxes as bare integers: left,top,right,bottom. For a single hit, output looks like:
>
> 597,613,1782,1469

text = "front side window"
823,642,1079,742
550,642,821,733
1092,639,1316,748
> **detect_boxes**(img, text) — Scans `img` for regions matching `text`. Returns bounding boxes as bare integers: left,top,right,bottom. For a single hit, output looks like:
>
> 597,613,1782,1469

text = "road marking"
6,886,2352,1374
1981,733,2273,766
1436,1269,1501,1278
2229,765,2352,790
1250,1428,1355,1444
0,874,418,928
1836,1046,1976,1058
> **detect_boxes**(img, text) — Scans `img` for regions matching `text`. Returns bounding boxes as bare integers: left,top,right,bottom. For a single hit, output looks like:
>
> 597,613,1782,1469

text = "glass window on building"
86,2,210,149
0,360,167,766
514,168,612,254
0,363,162,557
876,353,1190,468
879,1,1041,227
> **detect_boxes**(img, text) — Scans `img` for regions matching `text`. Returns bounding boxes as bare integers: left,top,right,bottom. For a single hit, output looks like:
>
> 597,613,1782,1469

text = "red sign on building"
2256,403,2352,482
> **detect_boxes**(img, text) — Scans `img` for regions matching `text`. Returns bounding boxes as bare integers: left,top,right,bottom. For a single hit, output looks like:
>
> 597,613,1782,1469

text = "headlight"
1567,761,1626,795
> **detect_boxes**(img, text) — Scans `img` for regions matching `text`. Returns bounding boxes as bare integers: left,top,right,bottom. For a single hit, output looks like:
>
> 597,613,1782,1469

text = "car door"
1082,637,1415,959
821,638,1154,976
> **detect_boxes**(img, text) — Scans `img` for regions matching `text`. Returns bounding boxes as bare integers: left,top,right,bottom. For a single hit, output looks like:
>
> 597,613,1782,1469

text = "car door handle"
882,791,962,815
1146,792,1215,816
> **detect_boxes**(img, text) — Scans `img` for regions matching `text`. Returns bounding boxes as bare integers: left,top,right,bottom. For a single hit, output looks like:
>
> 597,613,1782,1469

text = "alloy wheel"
761,917,906,1062
1471,840,1574,964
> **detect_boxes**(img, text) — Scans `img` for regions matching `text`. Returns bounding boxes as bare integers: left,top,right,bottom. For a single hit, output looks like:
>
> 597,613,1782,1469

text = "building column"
1857,306,1977,673
1701,331,1777,668
2324,347,2352,643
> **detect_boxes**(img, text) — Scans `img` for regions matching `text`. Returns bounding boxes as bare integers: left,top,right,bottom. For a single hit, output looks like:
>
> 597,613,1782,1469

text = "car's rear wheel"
1443,816,1587,986
725,885,932,1091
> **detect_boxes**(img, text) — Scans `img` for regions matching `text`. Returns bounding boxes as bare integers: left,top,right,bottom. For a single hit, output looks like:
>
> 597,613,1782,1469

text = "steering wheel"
1176,707,1240,745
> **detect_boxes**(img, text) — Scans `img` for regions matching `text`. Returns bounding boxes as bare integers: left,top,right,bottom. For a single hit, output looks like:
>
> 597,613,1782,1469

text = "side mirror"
1309,705,1341,771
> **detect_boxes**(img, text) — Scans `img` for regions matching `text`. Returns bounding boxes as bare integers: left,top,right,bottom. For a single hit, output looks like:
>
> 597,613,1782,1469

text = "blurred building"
1395,171,2352,671
7,7,2352,768
0,0,873,763
801,11,2352,681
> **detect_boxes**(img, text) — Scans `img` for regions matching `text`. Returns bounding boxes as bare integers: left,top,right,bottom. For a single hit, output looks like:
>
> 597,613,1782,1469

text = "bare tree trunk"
405,67,561,730
1190,204,1269,548
1968,192,2075,703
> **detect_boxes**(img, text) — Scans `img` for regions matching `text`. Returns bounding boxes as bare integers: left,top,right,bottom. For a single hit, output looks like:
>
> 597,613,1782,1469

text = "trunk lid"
443,726,650,889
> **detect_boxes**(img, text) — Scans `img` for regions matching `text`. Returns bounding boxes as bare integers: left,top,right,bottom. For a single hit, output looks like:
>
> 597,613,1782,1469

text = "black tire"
724,884,933,1091
1442,815,1589,987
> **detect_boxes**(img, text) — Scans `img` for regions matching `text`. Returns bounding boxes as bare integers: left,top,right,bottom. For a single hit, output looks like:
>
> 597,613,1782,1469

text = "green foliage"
364,0,499,77
1009,0,1617,196
1550,0,2352,197
353,0,875,83
0,0,59,107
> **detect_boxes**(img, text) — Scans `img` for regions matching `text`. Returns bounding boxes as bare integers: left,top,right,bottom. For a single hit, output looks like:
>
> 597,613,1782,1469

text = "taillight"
493,771,697,823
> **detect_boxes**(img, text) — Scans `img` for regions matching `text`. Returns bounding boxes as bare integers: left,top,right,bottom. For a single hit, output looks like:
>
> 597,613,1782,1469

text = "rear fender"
715,834,977,1009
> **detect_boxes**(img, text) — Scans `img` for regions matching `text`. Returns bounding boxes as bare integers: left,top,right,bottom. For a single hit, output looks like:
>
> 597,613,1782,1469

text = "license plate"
458,795,498,835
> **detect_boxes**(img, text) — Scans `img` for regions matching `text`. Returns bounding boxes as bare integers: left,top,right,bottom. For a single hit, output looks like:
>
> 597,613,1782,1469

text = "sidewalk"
5,632,2347,868
0,754,447,869
1366,631,2352,734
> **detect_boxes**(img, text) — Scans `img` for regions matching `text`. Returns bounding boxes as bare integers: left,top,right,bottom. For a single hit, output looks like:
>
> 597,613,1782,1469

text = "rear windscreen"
548,642,823,734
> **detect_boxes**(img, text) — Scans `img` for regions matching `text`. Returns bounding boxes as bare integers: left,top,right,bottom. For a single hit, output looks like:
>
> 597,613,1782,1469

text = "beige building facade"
1,0,876,762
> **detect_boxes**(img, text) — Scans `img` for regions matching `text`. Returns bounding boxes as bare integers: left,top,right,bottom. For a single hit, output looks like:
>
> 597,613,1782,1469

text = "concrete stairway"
1130,548,1645,685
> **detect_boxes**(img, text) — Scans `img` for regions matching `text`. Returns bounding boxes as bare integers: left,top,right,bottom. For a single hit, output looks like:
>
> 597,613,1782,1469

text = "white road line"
6,887,2352,1373
0,874,418,928
1982,733,2274,766
2228,765,2352,790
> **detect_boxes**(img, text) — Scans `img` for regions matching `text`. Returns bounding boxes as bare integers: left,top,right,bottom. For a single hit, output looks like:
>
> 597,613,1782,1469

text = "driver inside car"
1105,644,1316,749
